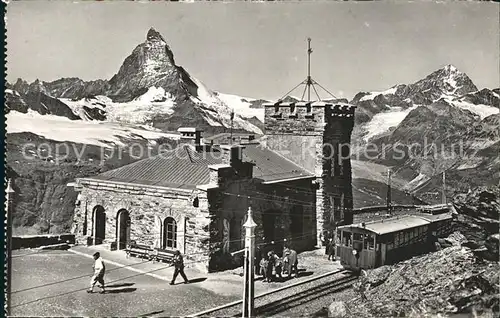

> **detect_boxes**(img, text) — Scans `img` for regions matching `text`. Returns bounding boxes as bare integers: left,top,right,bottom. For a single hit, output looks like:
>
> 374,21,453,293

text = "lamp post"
6,179,15,316
242,207,257,318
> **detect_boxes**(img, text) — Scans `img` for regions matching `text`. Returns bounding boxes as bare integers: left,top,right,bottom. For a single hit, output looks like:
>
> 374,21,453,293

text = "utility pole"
242,207,256,318
6,179,15,316
306,38,313,102
230,109,235,145
387,169,392,214
442,171,447,205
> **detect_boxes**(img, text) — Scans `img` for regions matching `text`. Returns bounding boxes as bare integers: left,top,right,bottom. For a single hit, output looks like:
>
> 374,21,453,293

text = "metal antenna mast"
279,38,338,102
307,38,313,102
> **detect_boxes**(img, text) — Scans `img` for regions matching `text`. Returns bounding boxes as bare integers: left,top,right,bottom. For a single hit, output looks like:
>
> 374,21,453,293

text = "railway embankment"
317,186,500,318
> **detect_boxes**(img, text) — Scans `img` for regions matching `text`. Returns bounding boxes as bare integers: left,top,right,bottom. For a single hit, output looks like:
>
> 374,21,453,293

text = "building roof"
84,144,314,190
338,215,433,235
414,212,453,223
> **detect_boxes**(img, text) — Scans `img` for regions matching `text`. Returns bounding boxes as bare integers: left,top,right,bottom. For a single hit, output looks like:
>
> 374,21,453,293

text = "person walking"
87,252,106,294
170,250,189,285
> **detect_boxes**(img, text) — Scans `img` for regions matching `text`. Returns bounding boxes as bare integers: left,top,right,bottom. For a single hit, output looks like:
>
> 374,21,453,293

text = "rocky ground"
315,186,500,318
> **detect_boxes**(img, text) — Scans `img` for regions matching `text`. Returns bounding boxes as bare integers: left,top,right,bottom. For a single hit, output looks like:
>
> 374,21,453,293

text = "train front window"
353,233,363,241
343,232,352,246
364,234,375,250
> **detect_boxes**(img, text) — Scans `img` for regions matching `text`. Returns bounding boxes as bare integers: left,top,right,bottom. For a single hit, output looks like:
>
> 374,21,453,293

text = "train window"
343,232,352,246
353,233,363,241
364,235,375,250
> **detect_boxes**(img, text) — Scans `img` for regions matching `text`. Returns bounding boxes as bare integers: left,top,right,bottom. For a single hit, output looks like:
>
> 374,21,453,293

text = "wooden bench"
150,248,176,264
125,242,154,259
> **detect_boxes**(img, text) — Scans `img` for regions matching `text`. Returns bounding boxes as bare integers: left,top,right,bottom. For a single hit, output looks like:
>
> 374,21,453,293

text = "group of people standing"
87,232,338,293
257,246,299,282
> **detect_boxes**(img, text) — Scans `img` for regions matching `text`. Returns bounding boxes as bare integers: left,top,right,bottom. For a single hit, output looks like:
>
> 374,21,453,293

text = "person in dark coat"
170,250,189,285
266,251,276,282
327,237,336,261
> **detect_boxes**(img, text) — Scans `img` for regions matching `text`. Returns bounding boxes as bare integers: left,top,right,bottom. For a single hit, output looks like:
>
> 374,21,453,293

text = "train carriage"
336,212,453,271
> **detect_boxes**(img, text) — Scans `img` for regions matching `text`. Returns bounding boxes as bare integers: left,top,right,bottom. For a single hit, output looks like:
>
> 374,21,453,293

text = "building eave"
261,175,316,184
77,177,195,194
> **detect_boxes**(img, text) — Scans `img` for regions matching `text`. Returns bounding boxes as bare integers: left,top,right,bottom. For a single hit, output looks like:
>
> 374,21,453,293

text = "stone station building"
72,101,356,272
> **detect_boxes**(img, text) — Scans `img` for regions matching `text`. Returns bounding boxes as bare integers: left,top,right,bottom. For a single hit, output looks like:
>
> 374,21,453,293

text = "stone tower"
263,100,356,245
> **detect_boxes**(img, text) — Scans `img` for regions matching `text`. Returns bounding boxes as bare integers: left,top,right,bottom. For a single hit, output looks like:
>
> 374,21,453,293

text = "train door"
378,243,387,266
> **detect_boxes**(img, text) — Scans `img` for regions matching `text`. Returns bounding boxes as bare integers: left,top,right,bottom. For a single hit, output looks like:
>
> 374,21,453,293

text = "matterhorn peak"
147,27,166,43
443,64,458,72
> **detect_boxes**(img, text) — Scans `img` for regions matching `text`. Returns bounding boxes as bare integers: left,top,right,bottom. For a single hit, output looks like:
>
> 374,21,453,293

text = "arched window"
163,217,177,249
193,197,199,208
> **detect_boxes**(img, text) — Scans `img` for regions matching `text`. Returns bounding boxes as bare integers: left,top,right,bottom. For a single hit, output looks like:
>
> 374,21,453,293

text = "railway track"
195,270,356,317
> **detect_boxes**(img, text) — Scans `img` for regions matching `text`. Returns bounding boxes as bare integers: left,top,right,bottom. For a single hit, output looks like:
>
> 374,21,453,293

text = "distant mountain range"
5,28,499,233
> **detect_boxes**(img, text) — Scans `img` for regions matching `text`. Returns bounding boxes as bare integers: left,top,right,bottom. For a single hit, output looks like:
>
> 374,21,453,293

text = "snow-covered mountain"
351,64,499,142
350,65,500,202
6,28,263,137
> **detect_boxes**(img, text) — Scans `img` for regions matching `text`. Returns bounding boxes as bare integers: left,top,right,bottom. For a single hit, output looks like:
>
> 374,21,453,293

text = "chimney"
177,127,202,146
220,144,245,166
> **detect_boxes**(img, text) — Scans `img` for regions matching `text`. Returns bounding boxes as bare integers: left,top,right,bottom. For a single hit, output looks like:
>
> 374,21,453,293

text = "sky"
6,1,500,101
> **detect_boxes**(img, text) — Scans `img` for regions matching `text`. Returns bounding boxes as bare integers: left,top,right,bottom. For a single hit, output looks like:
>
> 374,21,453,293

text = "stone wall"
73,179,211,271
12,234,75,250
264,102,356,245
202,161,317,271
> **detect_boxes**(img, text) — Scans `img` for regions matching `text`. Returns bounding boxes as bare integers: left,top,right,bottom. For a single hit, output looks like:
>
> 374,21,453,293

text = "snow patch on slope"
360,86,398,102
448,98,499,119
215,92,264,122
405,173,430,190
189,76,263,134
61,87,177,123
6,110,180,148
364,105,419,141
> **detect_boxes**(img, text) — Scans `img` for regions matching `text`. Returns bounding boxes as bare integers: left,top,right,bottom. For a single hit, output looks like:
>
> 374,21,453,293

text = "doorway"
116,209,130,250
93,206,106,245
262,210,284,255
